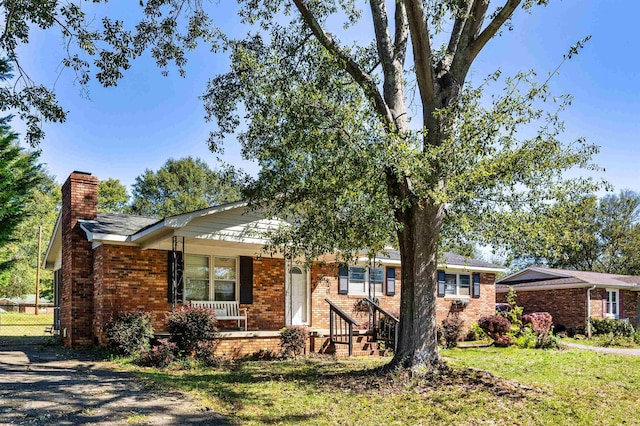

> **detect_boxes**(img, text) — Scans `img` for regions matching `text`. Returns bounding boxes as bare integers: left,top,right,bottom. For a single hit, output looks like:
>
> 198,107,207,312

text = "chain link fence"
0,304,57,342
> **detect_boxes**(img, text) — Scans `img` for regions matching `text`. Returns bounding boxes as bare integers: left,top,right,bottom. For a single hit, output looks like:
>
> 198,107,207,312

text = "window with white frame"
444,273,471,297
348,266,366,293
605,289,619,319
185,255,237,301
347,266,385,295
370,267,384,294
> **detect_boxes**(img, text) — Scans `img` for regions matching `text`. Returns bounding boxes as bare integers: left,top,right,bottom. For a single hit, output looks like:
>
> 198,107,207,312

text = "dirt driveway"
0,345,229,425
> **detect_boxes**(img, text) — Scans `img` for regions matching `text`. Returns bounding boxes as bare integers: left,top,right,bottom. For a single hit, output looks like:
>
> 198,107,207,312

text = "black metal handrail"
325,298,359,356
363,297,399,350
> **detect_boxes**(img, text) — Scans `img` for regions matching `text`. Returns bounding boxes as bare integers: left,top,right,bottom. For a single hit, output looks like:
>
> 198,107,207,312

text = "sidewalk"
563,341,640,357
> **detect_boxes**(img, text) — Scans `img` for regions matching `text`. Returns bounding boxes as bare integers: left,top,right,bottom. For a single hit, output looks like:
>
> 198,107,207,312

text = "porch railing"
325,298,359,356
363,297,399,351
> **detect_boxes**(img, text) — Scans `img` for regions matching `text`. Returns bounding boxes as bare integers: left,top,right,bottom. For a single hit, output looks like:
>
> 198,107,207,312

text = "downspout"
586,285,596,339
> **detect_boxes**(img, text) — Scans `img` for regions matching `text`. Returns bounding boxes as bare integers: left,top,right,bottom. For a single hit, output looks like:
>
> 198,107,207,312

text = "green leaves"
97,178,129,214
129,156,246,218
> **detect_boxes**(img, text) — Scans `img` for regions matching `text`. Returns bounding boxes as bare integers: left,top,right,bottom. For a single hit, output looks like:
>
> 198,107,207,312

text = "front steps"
317,334,390,358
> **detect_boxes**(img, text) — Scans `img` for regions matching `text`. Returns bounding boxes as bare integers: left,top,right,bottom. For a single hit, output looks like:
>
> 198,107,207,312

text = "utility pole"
35,226,42,316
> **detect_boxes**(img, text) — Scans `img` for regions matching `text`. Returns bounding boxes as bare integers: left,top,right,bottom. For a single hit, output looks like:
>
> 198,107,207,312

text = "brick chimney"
61,171,98,348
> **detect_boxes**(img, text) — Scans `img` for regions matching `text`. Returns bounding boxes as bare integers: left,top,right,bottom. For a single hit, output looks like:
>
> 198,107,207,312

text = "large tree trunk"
391,200,445,369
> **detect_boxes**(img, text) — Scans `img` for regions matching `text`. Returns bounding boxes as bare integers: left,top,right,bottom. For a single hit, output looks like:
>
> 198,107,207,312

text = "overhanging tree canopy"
1,0,601,369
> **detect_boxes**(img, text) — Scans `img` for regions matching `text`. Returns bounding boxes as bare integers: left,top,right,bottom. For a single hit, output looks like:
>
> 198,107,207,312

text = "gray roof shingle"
81,213,160,236
377,250,503,269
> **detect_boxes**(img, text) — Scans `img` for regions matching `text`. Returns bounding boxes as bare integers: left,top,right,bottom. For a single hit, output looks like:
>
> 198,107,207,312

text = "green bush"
513,326,537,349
280,326,308,358
105,312,154,356
465,322,488,342
167,306,219,355
441,314,464,349
590,318,635,338
634,329,640,345
136,339,176,368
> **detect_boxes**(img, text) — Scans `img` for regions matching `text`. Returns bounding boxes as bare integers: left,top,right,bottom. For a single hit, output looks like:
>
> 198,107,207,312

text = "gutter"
586,285,597,338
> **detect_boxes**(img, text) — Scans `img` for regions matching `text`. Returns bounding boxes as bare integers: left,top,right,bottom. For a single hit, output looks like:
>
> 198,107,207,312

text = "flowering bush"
523,312,553,336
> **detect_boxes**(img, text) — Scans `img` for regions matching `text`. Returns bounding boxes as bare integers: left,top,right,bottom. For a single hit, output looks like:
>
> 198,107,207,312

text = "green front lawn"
119,347,640,425
0,312,53,336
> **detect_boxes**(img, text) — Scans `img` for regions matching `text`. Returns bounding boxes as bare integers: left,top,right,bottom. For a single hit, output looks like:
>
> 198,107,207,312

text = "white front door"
289,264,308,325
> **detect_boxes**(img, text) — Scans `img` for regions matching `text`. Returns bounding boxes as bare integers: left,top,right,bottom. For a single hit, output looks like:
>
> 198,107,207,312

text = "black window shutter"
437,270,446,297
386,267,396,296
473,273,481,299
167,251,184,303
239,256,254,304
338,264,349,294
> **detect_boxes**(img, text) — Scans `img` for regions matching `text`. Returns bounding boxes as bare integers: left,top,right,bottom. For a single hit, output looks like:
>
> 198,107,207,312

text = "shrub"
136,339,176,368
522,312,557,348
167,306,219,355
478,315,513,347
193,340,224,366
465,322,488,341
441,314,464,348
280,326,308,358
513,326,537,349
245,349,280,361
590,318,635,338
505,287,523,331
523,312,553,336
634,329,640,345
105,312,154,356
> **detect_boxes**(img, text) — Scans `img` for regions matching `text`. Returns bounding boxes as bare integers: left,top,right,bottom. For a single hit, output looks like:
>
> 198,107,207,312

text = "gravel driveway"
0,345,229,425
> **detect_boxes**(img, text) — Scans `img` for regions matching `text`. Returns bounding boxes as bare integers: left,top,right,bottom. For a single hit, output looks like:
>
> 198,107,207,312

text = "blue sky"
11,1,640,195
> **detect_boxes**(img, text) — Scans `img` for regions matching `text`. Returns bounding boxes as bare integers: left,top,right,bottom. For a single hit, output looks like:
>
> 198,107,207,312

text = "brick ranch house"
497,266,640,333
44,172,504,357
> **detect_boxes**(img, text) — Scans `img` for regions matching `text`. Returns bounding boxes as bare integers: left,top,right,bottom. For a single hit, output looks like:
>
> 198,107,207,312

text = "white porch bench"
190,300,247,330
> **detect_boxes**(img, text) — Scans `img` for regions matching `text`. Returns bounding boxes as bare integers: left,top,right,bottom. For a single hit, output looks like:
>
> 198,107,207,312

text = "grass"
0,312,54,336
118,347,640,425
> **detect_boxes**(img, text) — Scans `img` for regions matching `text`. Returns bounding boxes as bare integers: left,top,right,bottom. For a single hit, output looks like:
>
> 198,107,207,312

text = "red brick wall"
242,257,285,330
310,265,495,332
93,245,170,343
435,273,496,330
212,336,282,358
622,290,638,326
497,288,588,330
497,287,640,330
310,264,402,330
61,172,98,348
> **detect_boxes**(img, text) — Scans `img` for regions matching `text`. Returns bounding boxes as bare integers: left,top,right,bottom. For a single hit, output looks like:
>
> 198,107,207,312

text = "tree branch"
403,0,435,105
448,0,489,81
393,0,409,66
292,0,394,125
470,0,521,60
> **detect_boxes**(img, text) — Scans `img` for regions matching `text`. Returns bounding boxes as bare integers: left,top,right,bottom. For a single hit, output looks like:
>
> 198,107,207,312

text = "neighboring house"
0,295,53,314
497,266,640,332
44,172,504,356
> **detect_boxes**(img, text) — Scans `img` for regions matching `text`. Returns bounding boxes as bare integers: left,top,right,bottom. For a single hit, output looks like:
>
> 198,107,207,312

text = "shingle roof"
498,266,640,287
377,250,503,269
81,213,160,236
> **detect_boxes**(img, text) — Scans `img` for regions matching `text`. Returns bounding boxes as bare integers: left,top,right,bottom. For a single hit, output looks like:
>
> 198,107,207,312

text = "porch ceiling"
141,235,283,258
